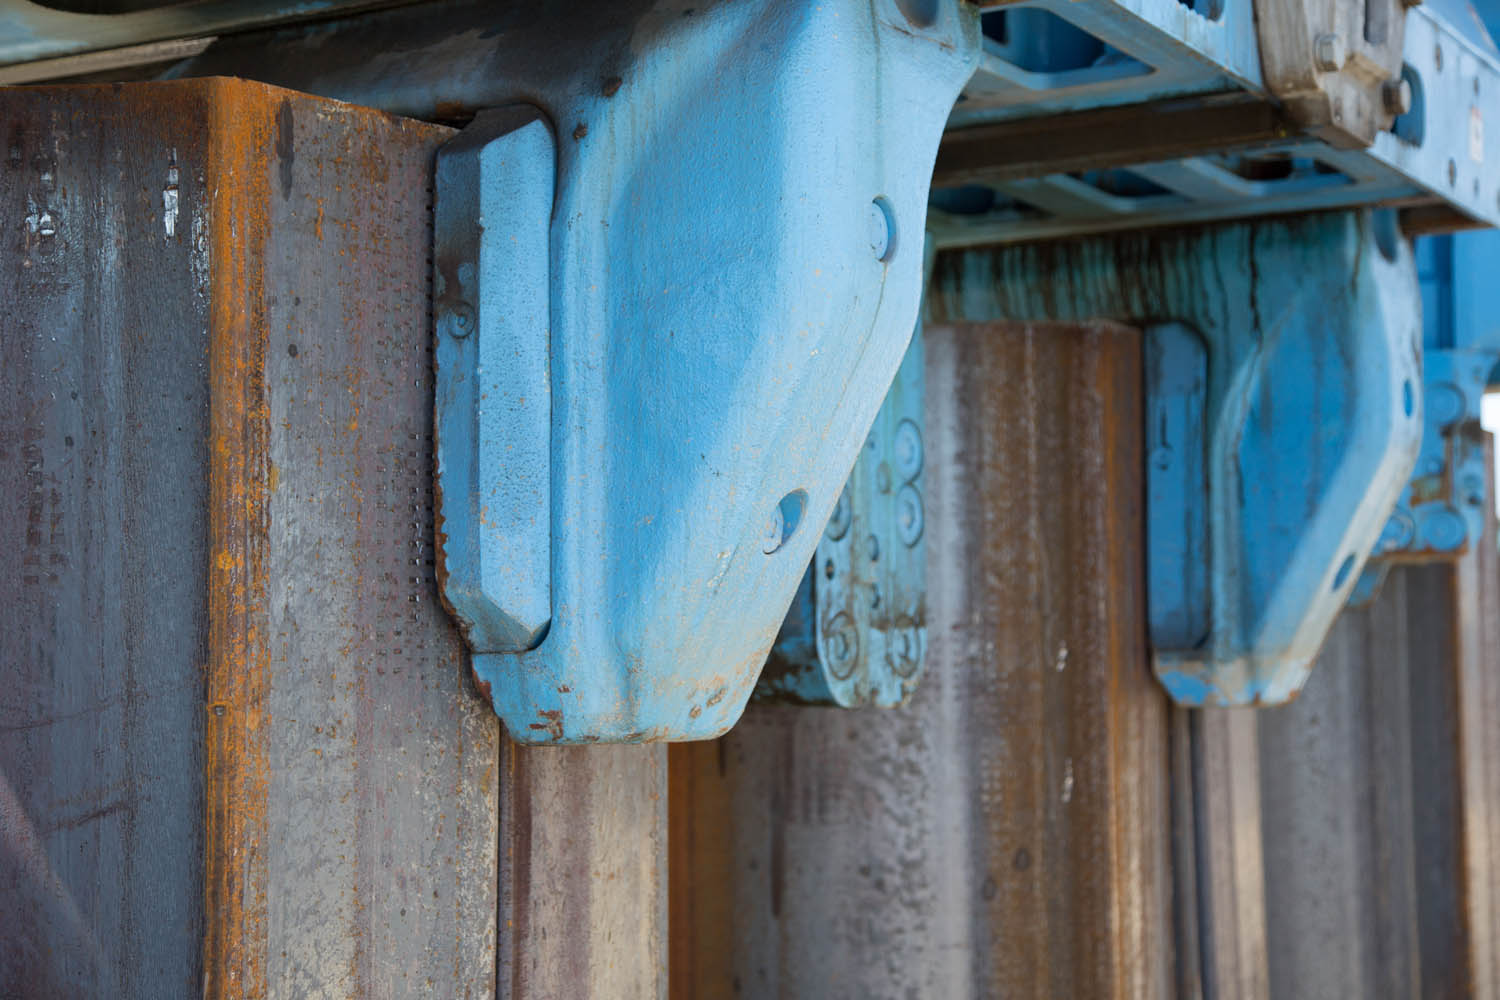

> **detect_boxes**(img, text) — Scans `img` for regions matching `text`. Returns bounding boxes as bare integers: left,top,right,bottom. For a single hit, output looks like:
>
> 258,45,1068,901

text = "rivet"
893,419,923,482
896,485,924,547
450,302,476,338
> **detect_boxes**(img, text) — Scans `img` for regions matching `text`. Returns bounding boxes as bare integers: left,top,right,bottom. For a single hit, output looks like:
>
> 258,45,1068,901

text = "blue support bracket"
432,0,979,744
1351,228,1500,604
933,210,1422,705
755,325,928,708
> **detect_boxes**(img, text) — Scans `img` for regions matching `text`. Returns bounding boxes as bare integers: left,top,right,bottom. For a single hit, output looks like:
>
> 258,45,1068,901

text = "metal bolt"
1313,33,1346,72
1382,77,1413,116
896,484,924,547
888,629,920,679
450,302,476,338
824,612,857,680
1421,507,1468,551
1429,381,1466,427
893,419,923,482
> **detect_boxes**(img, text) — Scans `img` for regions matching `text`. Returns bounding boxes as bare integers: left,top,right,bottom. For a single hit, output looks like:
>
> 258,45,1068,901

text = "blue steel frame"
935,2,1500,243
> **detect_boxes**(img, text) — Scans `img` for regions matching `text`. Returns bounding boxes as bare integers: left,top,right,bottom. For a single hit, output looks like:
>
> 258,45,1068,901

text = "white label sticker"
1471,106,1485,163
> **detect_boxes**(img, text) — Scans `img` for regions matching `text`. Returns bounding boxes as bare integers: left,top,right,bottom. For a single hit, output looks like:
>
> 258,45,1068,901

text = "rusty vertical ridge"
202,78,274,1000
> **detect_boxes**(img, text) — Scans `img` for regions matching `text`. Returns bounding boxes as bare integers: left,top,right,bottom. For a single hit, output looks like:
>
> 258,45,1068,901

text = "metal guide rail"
933,0,1500,245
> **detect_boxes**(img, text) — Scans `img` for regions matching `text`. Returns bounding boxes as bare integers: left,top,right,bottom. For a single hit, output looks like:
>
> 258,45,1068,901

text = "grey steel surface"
256,87,498,996
1241,491,1500,1000
0,84,211,998
671,319,1173,999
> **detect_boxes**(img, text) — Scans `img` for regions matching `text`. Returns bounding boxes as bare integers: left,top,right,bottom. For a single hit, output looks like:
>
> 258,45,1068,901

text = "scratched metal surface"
0,83,213,998
1453,445,1500,1000
1256,554,1494,1000
670,319,1172,999
250,83,505,998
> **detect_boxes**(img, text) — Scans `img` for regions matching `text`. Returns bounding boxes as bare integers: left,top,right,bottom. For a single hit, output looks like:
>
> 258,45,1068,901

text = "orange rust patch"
201,77,279,1000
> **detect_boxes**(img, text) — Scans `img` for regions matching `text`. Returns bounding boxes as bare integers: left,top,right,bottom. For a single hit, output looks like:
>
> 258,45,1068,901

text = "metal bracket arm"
433,0,979,743
931,210,1422,705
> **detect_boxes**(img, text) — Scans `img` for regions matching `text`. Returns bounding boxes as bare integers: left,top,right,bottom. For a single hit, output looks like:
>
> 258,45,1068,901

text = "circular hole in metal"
1332,554,1357,591
868,196,897,263
762,489,808,555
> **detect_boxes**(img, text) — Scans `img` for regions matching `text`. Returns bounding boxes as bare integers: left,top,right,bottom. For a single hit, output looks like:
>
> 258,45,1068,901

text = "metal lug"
1351,228,1500,604
756,326,928,708
434,106,555,654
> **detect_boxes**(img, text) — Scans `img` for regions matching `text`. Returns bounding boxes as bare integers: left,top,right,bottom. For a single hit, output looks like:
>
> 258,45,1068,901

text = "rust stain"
202,78,278,1000
528,709,564,742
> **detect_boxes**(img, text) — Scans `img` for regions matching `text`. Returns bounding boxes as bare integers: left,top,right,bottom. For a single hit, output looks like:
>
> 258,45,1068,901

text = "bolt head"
1314,33,1346,72
1421,507,1468,552
450,302,476,338
1383,77,1413,116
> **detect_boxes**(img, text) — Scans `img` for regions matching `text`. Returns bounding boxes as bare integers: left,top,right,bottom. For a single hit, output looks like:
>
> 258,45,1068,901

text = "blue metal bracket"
433,0,979,744
933,210,1422,705
755,325,927,708
1351,228,1500,604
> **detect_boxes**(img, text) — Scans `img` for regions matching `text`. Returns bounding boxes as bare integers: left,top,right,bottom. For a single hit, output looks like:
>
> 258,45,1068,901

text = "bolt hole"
762,489,808,555
1403,377,1414,417
894,0,939,28
869,196,897,263
1332,553,1357,591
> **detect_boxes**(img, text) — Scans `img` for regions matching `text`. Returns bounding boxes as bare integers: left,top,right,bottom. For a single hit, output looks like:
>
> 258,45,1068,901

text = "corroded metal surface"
1,82,214,998
1455,456,1500,1000
501,744,668,998
670,320,1172,998
1254,453,1500,1000
250,82,500,998
1,78,671,1000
